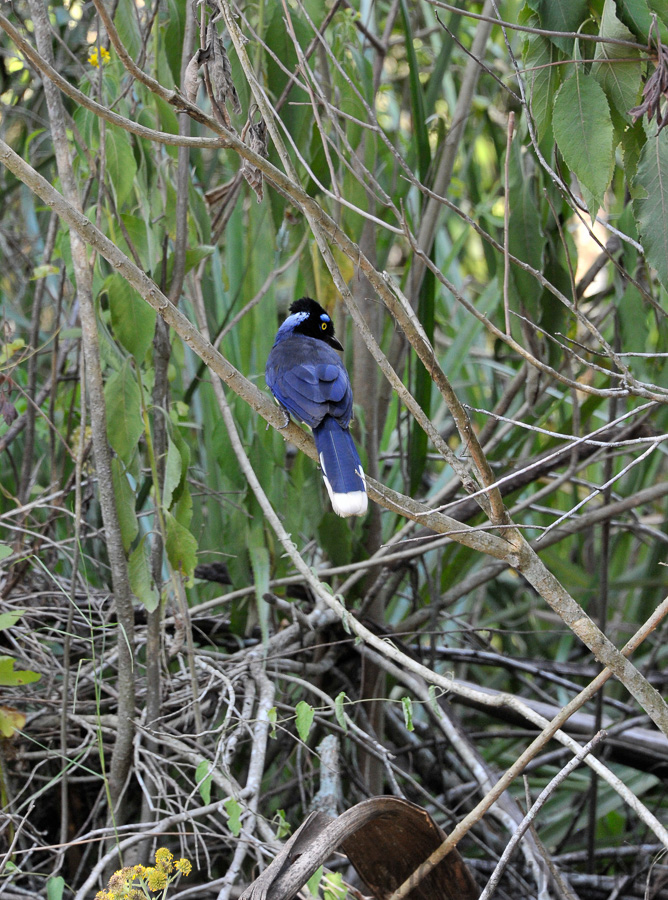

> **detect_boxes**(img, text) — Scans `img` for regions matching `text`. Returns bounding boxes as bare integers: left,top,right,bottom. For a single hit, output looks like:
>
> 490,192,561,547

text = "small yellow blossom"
146,869,168,891
88,46,111,68
154,847,174,872
97,848,193,899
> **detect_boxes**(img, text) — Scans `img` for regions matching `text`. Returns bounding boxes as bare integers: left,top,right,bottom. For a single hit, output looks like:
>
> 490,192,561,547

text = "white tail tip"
320,458,368,517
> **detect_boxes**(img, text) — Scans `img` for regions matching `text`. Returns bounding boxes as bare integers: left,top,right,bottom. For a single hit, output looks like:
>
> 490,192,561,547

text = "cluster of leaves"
525,0,668,290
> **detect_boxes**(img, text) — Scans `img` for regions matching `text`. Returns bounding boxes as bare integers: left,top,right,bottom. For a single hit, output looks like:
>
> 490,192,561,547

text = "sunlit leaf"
0,657,41,687
553,71,615,214
295,700,315,743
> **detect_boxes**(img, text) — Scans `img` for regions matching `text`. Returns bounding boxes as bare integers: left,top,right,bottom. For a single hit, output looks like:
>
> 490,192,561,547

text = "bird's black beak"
326,334,344,352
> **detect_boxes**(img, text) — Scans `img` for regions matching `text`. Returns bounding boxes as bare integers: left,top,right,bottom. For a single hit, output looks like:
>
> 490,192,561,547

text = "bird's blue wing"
266,336,353,428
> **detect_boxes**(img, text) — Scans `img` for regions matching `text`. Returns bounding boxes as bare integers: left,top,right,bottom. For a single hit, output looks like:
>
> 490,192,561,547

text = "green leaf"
618,283,649,350
111,458,138,552
196,760,212,804
307,866,323,899
334,692,348,732
622,118,648,185
508,143,544,313
0,544,13,561
274,808,291,839
322,872,347,900
633,131,668,290
399,0,430,180
0,706,26,738
592,0,642,120
105,360,144,464
113,0,142,61
295,700,315,743
165,510,198,579
401,696,414,732
0,610,25,631
526,0,589,51
524,29,560,141
0,657,41,687
268,706,277,739
224,798,242,836
106,273,157,361
105,125,138,208
162,436,184,510
553,72,615,214
614,0,668,42
128,540,160,612
46,876,65,900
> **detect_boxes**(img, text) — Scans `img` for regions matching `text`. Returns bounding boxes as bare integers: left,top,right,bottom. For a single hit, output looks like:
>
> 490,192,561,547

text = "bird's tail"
313,418,368,517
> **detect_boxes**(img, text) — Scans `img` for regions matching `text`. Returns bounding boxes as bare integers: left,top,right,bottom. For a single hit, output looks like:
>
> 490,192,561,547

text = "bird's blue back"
266,334,353,429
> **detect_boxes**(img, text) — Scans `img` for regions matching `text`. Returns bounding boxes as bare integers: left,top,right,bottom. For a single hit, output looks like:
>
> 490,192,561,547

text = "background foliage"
2,0,668,897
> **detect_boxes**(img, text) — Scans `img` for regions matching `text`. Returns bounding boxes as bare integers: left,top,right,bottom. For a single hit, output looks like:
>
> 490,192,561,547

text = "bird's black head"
284,297,343,351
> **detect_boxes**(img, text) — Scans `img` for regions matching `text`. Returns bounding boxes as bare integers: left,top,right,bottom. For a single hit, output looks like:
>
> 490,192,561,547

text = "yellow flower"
88,46,111,68
145,869,168,891
154,848,174,873
175,859,192,876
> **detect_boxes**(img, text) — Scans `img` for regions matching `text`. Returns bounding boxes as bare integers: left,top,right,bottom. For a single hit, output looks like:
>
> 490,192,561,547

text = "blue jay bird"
266,297,368,517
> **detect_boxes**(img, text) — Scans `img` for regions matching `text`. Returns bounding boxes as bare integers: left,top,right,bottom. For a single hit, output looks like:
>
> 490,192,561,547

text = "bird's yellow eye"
321,322,327,330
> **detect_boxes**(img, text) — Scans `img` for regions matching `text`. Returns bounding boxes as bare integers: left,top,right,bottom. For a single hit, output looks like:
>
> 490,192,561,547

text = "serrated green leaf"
0,657,41,687
128,540,160,612
401,696,414,732
526,0,589,51
196,760,212,804
0,610,25,631
615,0,668,42
592,0,642,120
105,360,144,464
165,510,198,579
105,125,137,208
106,273,157,361
295,700,315,743
524,30,560,141
111,457,138,552
633,132,668,290
334,692,348,732
224,798,242,836
113,0,142,62
553,72,615,213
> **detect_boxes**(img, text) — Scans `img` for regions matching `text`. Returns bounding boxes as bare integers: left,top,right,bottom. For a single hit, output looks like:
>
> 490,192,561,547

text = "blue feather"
266,299,368,517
